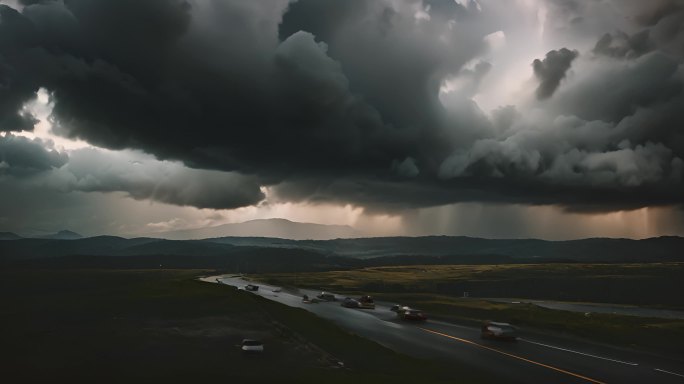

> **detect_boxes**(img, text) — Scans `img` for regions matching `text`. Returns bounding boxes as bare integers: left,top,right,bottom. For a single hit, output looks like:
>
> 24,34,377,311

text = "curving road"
206,276,684,384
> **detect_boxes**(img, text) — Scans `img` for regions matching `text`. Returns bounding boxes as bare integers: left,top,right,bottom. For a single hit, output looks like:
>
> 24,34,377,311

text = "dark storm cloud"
0,134,66,175
553,52,683,123
590,0,684,61
2,0,408,174
0,5,41,131
627,0,684,27
0,135,264,209
593,30,653,59
424,0,469,21
0,0,485,175
532,48,578,99
278,0,488,163
430,0,684,212
0,0,683,213
54,149,265,209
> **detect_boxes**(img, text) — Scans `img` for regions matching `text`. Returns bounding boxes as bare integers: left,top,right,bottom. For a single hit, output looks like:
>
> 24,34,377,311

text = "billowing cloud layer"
1,0,683,213
0,134,66,175
0,134,264,209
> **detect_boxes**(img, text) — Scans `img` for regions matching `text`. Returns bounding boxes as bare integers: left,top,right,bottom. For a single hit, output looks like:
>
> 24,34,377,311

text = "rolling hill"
0,232,22,240
2,233,683,267
153,218,359,240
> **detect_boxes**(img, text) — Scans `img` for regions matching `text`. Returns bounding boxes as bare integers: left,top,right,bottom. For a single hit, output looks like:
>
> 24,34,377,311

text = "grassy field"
258,263,684,306
0,268,495,384
256,263,684,356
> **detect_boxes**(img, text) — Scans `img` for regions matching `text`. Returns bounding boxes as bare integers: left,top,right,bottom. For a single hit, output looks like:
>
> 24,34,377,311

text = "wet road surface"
204,276,684,384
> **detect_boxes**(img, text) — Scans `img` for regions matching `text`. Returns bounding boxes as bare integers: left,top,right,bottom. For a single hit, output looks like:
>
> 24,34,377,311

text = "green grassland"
259,263,684,306
256,263,684,356
0,269,495,384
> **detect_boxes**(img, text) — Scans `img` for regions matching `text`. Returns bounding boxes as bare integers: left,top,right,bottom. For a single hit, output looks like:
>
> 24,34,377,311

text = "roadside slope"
1,269,496,383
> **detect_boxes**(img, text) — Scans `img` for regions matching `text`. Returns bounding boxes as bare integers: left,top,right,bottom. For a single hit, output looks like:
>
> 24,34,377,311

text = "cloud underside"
0,135,264,209
0,0,683,212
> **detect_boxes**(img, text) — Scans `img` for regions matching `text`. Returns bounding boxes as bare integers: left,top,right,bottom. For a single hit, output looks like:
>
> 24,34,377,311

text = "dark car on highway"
399,308,428,321
316,292,337,301
341,297,361,308
244,284,259,292
358,295,375,309
481,321,518,340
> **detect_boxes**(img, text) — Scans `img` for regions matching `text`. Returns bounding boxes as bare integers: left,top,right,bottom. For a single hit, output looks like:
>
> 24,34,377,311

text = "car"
244,284,259,292
400,309,428,321
358,295,375,309
481,321,518,340
316,292,337,301
241,339,264,353
391,304,409,312
302,294,317,304
341,297,361,308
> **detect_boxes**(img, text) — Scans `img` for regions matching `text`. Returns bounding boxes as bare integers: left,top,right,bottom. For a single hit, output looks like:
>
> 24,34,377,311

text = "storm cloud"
0,134,264,209
532,48,578,99
1,0,683,214
55,149,265,209
0,134,66,175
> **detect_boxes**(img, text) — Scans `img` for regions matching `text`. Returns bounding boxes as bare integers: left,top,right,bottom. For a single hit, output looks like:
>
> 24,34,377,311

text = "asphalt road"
485,298,684,320
207,276,684,384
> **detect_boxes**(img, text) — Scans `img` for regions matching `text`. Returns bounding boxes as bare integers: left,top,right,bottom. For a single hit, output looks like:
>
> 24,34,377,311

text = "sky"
1,0,684,239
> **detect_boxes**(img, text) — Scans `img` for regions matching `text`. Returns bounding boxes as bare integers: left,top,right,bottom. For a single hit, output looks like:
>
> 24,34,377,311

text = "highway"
207,276,684,384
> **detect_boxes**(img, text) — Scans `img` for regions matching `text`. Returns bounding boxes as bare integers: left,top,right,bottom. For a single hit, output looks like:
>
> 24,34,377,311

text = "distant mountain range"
0,232,22,240
154,218,360,240
207,235,684,262
38,230,83,240
2,231,684,268
0,230,83,240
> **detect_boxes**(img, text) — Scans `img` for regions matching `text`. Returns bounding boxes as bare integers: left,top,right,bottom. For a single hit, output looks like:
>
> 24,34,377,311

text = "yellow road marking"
419,327,607,384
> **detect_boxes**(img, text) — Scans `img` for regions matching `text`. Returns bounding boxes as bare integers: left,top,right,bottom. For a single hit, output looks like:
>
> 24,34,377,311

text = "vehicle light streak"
654,368,684,378
519,338,639,366
419,328,607,384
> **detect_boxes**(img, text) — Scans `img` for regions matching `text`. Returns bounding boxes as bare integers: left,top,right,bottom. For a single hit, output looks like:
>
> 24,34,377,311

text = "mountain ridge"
1,232,683,264
38,230,83,240
152,218,360,240
0,232,22,240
